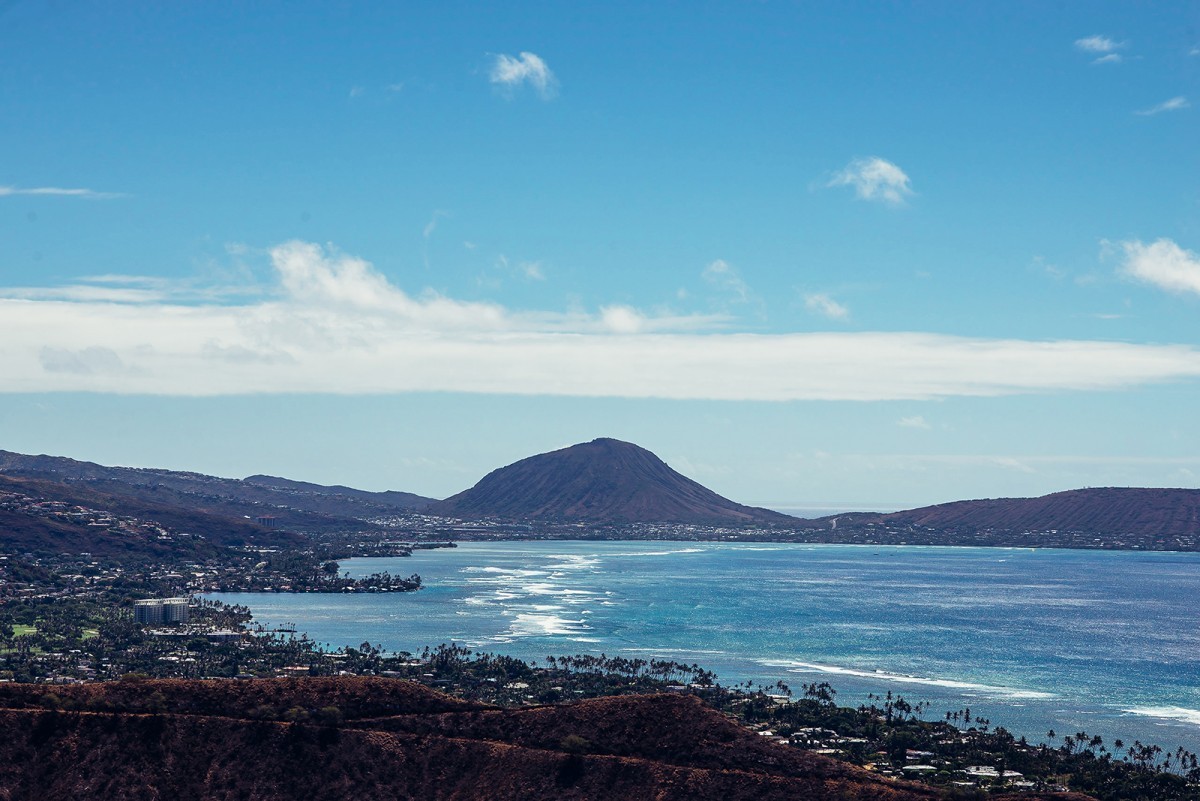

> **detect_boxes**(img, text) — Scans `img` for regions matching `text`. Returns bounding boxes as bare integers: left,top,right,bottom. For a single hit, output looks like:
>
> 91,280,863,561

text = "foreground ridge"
0,677,949,801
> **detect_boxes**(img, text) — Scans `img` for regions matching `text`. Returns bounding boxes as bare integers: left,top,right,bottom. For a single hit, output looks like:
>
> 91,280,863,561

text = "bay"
212,541,1200,753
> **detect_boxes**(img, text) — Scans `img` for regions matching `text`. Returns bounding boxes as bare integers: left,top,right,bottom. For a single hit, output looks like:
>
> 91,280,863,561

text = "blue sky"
1,2,1198,510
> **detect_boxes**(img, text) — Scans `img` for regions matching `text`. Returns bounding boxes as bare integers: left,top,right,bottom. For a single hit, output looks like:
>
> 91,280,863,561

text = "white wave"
508,612,588,637
545,555,601,569
616,647,728,656
604,547,707,557
517,584,601,603
822,623,893,634
761,659,1055,700
463,589,528,605
522,582,567,595
723,545,791,552
1123,706,1200,727
463,566,548,576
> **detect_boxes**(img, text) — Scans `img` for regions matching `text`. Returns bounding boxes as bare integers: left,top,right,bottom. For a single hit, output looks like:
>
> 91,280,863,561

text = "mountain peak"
431,439,793,525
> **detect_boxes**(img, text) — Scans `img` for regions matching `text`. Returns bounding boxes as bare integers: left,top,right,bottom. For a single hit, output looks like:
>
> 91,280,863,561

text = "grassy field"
12,625,36,637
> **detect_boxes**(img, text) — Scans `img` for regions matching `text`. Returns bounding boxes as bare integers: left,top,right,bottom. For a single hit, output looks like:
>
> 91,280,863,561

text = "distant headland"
2,441,1199,554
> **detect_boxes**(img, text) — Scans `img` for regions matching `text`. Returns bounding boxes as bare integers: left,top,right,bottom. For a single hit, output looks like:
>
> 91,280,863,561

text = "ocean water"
212,541,1200,753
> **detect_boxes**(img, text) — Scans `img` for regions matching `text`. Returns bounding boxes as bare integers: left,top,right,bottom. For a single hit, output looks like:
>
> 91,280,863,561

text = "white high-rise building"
133,597,191,625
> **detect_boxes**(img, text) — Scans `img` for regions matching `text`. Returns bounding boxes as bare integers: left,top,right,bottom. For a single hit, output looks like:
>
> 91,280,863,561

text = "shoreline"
208,540,1200,756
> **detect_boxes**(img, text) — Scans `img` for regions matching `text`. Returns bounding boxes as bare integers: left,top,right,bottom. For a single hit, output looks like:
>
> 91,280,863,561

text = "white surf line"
760,659,1056,700
1122,706,1200,727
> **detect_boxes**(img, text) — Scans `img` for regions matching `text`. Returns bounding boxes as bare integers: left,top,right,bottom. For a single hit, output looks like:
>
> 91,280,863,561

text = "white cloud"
599,305,645,334
1075,35,1124,53
702,259,751,303
1117,238,1200,295
898,415,931,429
0,273,257,305
992,457,1037,474
828,157,913,205
489,52,557,99
5,240,1200,400
1135,96,1189,116
804,292,849,320
0,185,123,199
39,346,126,375
3,285,167,304
1074,35,1128,64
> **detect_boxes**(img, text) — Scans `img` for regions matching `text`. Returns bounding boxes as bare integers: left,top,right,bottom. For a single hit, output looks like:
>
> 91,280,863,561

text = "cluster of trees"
0,595,321,682
360,647,1199,800
542,653,716,686
211,548,421,594
723,683,1200,800
4,552,1197,801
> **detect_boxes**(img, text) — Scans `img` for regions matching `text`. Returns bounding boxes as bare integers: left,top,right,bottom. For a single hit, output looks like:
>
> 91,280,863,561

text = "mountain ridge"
431,438,796,525
0,449,434,530
870,486,1200,540
3,445,1200,549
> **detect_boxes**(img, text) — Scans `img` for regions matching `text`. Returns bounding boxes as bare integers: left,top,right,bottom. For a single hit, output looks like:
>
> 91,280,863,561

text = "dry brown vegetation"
0,676,1010,801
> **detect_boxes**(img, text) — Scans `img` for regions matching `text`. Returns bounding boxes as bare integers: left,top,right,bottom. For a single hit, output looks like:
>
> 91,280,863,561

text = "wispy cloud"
490,254,545,283
4,240,1200,399
804,292,849,320
0,185,124,199
828,157,913,206
489,51,557,99
1135,96,1189,116
3,285,167,304
1075,34,1123,53
702,259,752,303
1116,238,1200,296
897,415,931,430
423,210,448,240
421,210,450,270
1074,34,1127,64
0,273,258,305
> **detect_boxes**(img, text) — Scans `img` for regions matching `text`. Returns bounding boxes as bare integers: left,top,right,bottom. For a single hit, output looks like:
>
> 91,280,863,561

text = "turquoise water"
213,541,1200,752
